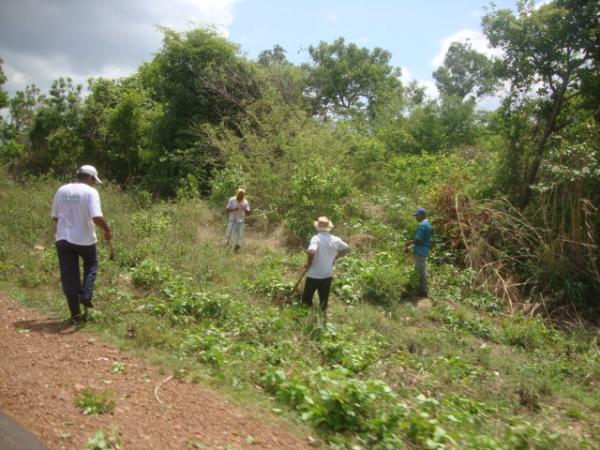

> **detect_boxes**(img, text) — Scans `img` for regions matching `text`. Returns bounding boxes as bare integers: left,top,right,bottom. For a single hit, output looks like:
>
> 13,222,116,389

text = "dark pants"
302,277,333,311
56,240,98,318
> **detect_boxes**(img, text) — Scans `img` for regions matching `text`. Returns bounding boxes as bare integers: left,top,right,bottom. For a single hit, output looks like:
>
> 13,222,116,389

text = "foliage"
482,0,598,208
304,37,402,119
336,253,413,306
74,388,116,415
85,429,121,450
1,169,599,448
0,59,7,109
285,166,354,240
433,41,497,101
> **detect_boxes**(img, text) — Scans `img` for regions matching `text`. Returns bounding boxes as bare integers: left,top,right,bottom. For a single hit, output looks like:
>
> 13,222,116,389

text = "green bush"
336,253,412,306
74,388,116,415
284,165,354,240
209,163,246,205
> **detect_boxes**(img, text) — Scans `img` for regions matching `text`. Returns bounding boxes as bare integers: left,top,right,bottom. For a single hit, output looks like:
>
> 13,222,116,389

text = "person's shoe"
81,298,94,308
234,244,241,253
68,314,84,326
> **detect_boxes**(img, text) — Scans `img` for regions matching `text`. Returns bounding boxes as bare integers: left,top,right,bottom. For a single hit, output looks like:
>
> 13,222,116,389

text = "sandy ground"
0,294,315,450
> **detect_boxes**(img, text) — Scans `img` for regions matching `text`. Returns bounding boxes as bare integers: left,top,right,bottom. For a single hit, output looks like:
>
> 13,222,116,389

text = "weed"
85,429,121,450
74,388,116,415
111,362,126,374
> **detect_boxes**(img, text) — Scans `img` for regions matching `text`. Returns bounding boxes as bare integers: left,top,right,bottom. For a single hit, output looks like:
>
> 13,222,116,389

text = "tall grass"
1,168,599,449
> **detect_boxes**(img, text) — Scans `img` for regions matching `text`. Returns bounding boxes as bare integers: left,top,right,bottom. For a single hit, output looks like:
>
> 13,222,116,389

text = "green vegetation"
0,0,599,447
1,169,599,448
74,388,116,415
85,429,121,450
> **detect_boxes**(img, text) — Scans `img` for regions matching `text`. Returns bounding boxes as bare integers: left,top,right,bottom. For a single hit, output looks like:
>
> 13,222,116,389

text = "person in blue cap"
405,207,433,297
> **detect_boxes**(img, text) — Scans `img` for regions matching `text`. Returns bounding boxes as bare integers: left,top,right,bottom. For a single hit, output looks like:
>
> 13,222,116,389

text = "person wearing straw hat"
302,216,350,313
224,188,251,252
405,207,433,297
51,165,112,323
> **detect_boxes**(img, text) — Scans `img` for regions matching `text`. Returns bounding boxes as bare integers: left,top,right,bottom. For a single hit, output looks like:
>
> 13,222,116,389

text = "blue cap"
412,207,427,216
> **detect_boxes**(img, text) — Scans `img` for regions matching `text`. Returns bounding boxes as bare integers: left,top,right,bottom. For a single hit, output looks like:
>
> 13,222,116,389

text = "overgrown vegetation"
2,1,598,310
1,169,599,448
0,0,599,447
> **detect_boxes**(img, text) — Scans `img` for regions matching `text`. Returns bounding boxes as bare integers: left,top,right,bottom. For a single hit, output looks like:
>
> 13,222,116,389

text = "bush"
74,388,116,415
336,253,412,306
284,165,354,240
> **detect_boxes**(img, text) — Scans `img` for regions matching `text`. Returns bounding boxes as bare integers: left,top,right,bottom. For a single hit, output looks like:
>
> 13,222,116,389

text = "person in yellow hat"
302,216,350,313
224,188,251,252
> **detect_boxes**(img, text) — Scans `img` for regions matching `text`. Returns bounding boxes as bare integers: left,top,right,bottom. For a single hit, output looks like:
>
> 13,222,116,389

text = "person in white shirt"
51,165,112,323
302,216,350,313
224,188,251,252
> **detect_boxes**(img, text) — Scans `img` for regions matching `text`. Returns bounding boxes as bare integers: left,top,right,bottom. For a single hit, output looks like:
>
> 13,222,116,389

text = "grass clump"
74,388,116,415
85,428,121,450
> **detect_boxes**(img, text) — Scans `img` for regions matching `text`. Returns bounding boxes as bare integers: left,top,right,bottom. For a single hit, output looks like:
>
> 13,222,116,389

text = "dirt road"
0,294,313,450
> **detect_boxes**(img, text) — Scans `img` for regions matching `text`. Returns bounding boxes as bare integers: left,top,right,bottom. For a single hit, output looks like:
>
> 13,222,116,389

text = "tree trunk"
519,79,570,210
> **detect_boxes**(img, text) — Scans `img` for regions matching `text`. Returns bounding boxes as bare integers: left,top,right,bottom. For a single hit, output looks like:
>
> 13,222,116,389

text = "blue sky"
0,0,520,100
229,0,515,84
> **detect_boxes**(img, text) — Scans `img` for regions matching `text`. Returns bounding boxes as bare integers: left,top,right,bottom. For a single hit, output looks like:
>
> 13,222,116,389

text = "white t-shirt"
51,182,103,245
226,197,250,223
307,232,350,279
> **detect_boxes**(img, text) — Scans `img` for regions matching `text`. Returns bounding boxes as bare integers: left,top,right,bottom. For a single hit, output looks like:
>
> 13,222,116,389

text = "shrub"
284,165,354,240
336,253,412,306
74,388,116,415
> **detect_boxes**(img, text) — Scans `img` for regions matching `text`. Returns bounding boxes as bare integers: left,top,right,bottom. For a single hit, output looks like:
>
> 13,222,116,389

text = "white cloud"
326,13,339,22
0,0,243,95
420,79,439,100
400,67,439,100
431,28,498,69
400,67,413,85
151,0,242,37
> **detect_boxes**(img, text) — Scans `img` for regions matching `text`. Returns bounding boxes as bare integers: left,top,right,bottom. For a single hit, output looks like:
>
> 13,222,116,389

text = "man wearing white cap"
302,216,350,313
51,165,112,323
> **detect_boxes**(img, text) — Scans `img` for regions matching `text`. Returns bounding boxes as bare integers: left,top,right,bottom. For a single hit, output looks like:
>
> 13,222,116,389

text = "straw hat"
314,216,334,232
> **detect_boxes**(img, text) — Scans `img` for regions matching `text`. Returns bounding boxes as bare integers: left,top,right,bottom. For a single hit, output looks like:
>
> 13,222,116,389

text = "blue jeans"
56,240,98,317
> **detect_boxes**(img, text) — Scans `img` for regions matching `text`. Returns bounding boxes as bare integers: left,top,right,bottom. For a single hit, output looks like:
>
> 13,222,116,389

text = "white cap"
77,165,102,183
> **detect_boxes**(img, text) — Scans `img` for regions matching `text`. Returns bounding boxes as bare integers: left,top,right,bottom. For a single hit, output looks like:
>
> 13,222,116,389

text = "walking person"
405,207,433,297
51,165,112,323
224,188,251,253
302,217,351,314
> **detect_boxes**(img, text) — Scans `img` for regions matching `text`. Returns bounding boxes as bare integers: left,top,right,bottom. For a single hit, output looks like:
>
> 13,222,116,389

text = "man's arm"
334,248,350,262
225,200,241,213
305,249,315,269
93,216,112,241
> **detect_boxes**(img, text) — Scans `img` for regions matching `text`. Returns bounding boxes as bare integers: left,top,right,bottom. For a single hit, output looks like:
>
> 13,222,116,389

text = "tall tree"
257,44,289,67
433,41,497,101
27,78,83,174
138,27,262,193
305,37,402,119
483,0,598,208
